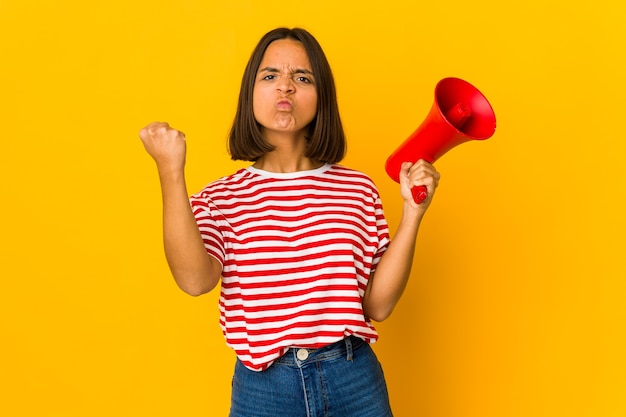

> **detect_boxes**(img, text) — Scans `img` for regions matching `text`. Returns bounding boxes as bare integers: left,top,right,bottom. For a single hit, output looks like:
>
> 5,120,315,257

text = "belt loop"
345,336,354,362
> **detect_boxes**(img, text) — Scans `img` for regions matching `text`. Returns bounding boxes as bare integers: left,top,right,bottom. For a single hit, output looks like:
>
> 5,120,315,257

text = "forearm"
363,202,424,321
159,168,221,296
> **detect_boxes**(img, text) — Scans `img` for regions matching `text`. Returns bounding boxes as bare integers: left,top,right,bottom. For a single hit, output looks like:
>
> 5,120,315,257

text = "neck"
254,130,322,173
253,152,323,173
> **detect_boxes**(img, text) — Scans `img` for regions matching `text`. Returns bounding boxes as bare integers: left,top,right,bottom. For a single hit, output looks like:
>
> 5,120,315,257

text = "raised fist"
139,122,187,172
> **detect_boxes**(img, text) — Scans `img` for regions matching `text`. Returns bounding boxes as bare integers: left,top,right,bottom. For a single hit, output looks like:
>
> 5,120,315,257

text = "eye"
262,74,276,80
296,76,311,83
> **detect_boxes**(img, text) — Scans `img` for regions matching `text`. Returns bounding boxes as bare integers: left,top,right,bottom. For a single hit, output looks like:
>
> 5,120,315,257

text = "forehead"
259,39,312,69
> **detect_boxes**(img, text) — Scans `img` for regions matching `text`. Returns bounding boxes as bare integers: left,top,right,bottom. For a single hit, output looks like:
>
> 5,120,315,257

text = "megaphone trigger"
411,185,428,204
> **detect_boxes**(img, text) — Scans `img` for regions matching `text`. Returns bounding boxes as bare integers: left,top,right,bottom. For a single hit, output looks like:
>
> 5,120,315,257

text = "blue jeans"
229,336,393,417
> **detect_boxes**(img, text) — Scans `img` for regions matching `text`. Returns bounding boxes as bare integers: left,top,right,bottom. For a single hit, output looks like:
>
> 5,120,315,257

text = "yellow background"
1,0,625,416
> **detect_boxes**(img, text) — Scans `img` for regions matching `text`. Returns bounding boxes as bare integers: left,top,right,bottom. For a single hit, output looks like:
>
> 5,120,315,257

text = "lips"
276,99,293,111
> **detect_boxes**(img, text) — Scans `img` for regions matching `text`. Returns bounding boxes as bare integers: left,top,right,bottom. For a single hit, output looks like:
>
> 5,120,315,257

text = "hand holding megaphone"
399,160,440,205
386,77,497,204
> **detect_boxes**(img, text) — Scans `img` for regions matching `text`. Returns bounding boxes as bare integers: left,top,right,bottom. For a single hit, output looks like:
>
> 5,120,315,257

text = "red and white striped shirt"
190,164,390,371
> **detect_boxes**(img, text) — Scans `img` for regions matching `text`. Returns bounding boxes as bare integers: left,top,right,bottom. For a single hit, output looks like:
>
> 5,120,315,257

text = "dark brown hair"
228,27,346,163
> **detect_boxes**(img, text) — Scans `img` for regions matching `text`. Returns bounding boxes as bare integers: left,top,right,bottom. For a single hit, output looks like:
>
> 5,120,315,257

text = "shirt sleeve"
189,193,226,267
371,194,390,269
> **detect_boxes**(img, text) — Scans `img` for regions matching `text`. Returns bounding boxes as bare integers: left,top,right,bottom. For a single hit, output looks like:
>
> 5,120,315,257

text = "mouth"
276,99,293,111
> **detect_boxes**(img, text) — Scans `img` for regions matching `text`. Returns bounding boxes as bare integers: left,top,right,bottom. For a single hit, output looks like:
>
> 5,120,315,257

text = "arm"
139,122,222,296
362,160,440,321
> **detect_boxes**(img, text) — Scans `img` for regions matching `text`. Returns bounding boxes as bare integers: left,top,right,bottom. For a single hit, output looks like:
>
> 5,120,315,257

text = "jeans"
229,336,393,417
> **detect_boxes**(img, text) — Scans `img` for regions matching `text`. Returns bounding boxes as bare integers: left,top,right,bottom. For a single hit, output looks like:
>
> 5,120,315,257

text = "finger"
399,162,413,178
410,160,438,178
153,123,180,140
409,168,440,188
409,159,433,170
140,122,163,138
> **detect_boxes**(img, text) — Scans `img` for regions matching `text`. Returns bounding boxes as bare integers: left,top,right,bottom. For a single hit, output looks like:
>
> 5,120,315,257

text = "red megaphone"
385,77,496,203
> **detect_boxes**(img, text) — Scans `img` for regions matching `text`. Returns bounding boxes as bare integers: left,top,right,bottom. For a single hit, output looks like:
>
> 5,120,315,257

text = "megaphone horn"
385,77,496,204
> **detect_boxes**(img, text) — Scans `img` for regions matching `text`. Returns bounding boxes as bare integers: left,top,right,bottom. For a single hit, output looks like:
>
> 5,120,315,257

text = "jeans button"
296,348,309,360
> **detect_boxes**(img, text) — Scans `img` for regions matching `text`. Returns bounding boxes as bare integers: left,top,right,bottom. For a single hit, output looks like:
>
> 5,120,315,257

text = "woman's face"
253,39,318,139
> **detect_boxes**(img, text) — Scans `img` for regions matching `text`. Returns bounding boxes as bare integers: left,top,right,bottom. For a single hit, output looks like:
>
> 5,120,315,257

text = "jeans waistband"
275,336,365,366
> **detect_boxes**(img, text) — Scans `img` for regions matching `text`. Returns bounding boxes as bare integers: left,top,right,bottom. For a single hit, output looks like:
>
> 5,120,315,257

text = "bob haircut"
228,27,346,163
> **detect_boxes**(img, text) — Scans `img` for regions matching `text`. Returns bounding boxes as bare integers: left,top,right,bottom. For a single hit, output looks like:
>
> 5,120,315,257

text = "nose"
277,76,295,94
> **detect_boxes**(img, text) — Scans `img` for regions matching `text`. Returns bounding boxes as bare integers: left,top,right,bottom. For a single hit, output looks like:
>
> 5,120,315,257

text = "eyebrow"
258,66,314,76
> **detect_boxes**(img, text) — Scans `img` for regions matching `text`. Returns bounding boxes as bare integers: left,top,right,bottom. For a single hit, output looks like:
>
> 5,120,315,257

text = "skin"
139,122,222,296
252,39,320,173
139,38,440,322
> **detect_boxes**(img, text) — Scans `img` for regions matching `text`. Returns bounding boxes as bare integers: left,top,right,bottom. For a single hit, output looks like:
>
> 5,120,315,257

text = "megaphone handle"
411,185,428,204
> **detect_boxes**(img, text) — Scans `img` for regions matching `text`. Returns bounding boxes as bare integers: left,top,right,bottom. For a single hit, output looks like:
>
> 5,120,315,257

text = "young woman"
140,27,439,417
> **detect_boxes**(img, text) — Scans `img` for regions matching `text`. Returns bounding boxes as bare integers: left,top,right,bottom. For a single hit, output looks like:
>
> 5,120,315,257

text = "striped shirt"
189,164,390,371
